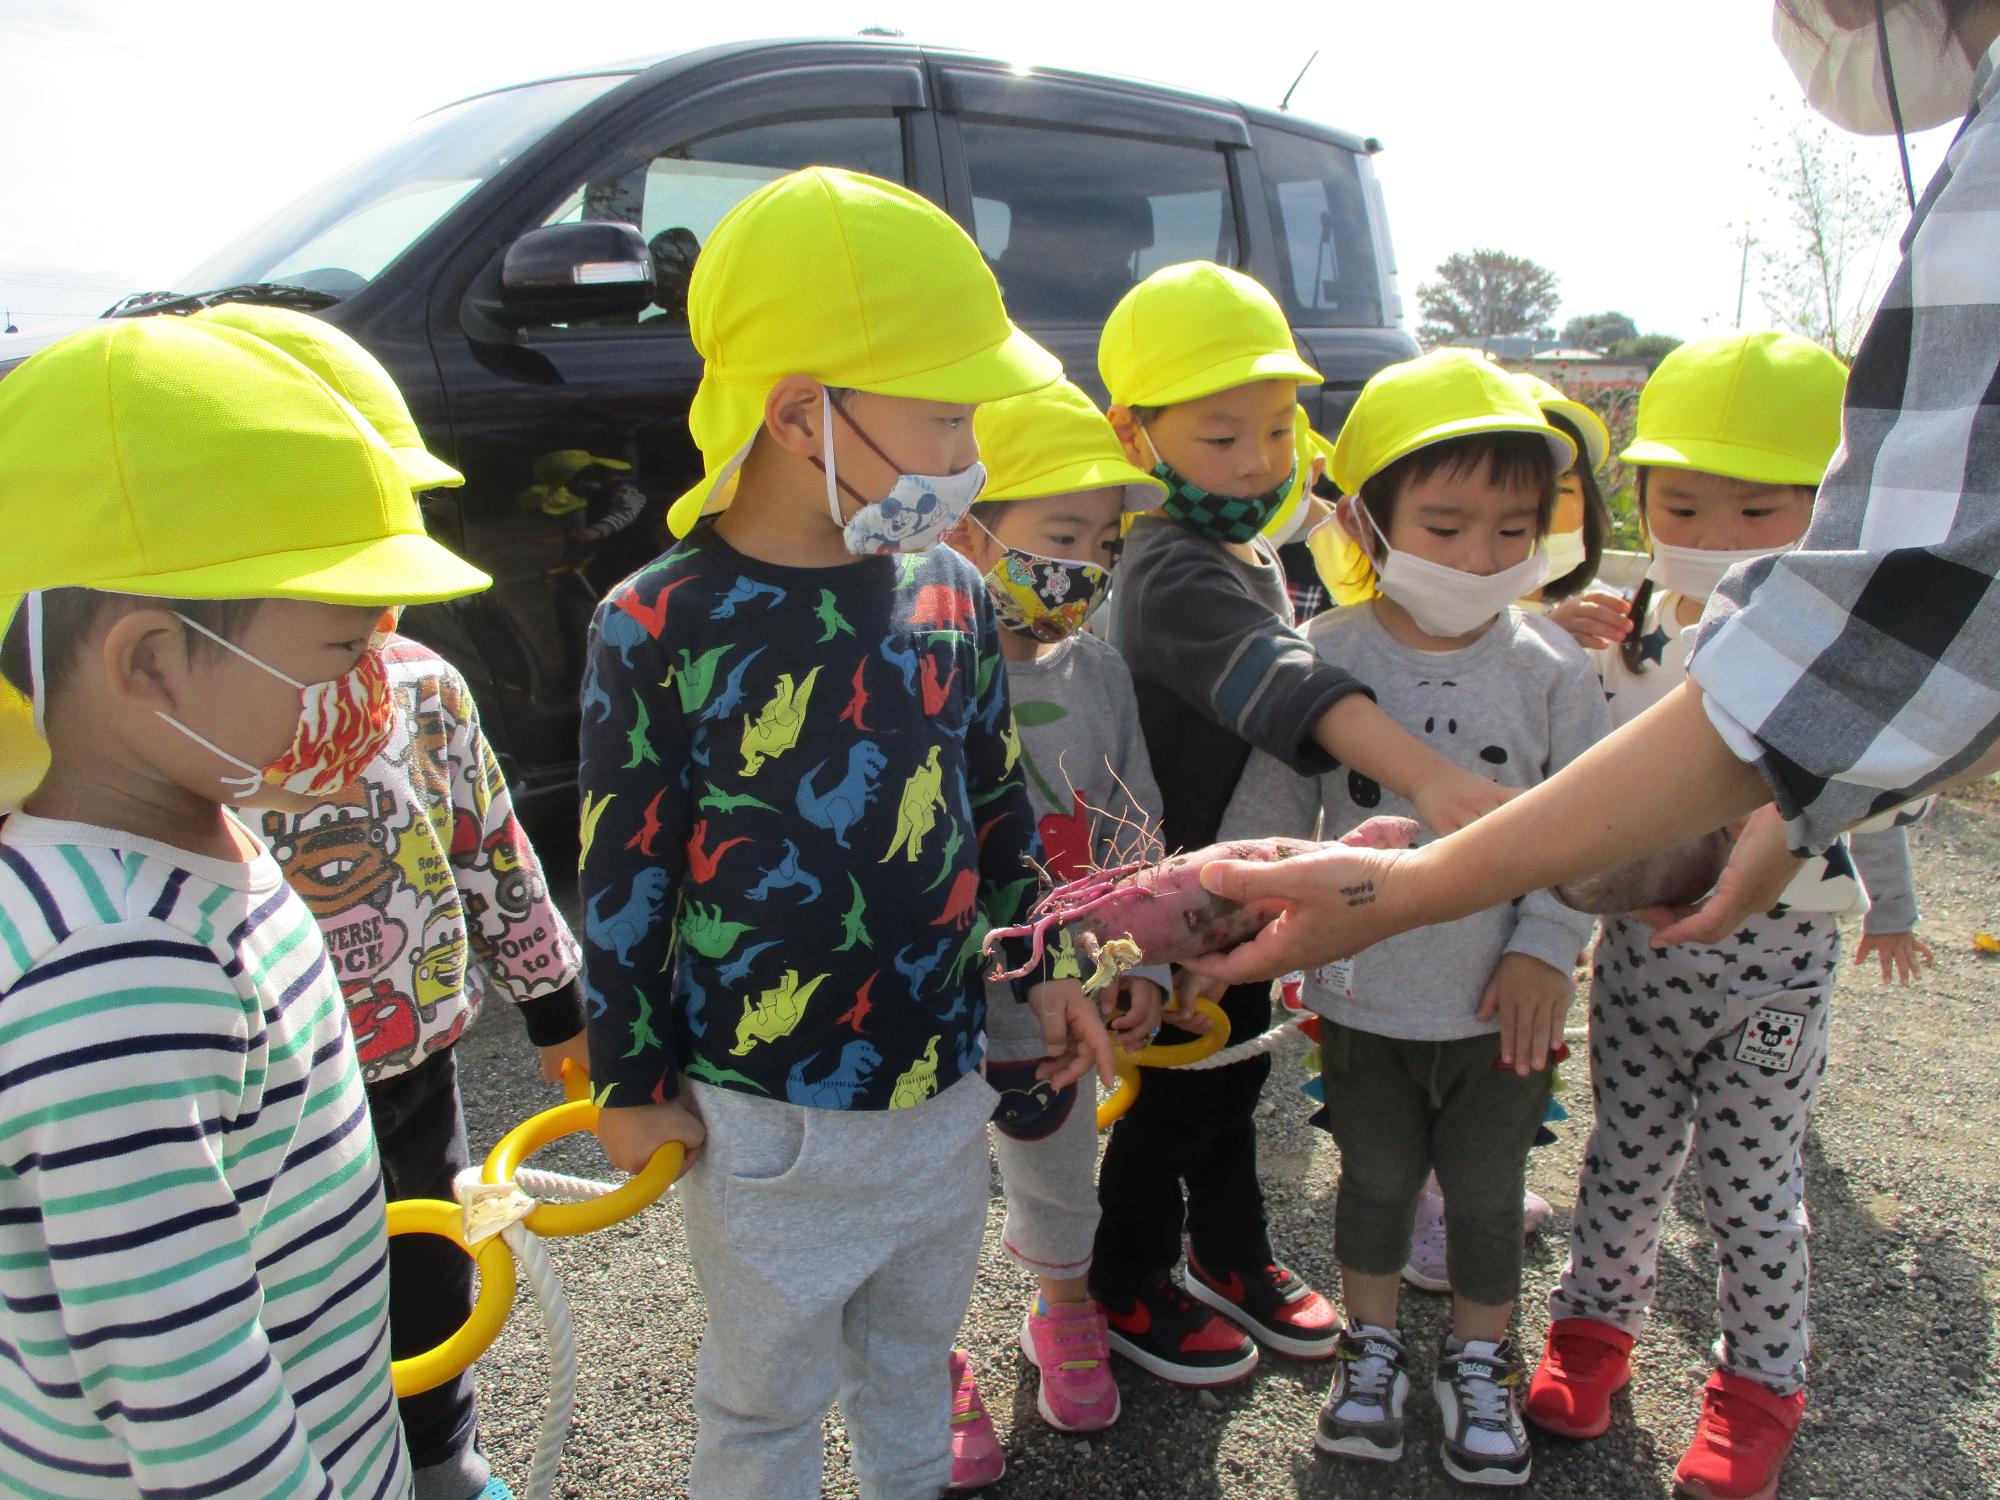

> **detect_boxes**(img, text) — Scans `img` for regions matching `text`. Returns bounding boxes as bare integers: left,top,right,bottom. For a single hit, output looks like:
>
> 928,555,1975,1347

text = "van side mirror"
497,222,655,326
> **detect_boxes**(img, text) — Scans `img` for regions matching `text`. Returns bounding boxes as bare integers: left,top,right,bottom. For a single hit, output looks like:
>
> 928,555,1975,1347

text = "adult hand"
1183,841,1419,985
1547,590,1633,651
1634,805,1801,947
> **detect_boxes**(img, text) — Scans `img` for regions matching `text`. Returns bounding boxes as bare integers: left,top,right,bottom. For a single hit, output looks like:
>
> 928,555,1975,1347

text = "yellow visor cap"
973,379,1165,512
1330,349,1575,495
1098,261,1321,409
195,302,464,491
1512,372,1610,474
1620,331,1847,486
669,167,1061,536
0,675,47,815
0,319,490,605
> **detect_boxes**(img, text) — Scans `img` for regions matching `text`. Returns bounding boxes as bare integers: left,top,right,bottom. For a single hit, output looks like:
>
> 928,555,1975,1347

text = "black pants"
368,1049,488,1496
1090,982,1275,1297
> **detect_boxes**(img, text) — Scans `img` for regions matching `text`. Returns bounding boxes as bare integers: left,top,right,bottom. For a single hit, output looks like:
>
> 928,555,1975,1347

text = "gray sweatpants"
679,1072,996,1500
1551,911,1837,1395
986,991,1099,1281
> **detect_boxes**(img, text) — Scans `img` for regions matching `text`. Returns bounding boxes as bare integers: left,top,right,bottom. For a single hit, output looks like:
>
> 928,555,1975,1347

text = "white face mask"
1350,501,1548,639
1646,539,1796,601
1540,528,1588,586
817,390,986,556
1774,0,1976,135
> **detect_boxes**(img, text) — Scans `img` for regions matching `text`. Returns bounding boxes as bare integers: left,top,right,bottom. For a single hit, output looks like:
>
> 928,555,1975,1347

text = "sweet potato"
986,815,1419,987
1554,829,1732,915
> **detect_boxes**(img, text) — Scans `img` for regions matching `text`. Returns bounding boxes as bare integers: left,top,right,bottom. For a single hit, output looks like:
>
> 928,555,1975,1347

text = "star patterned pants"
1550,910,1838,1395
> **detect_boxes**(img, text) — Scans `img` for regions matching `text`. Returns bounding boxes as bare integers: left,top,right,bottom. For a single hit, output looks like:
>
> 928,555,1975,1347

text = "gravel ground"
459,793,2000,1499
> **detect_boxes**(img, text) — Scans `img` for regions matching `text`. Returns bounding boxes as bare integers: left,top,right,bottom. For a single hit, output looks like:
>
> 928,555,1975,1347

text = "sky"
0,0,1959,342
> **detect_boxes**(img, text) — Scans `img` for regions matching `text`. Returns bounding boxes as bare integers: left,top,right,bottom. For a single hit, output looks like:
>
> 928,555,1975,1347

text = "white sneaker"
1435,1336,1532,1487
1316,1324,1409,1463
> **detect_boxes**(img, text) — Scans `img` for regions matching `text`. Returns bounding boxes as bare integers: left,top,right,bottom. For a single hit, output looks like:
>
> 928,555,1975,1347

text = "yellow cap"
1513,372,1609,473
974,379,1165,512
669,167,1060,536
0,655,46,814
1098,261,1321,409
0,319,491,605
194,303,464,491
1621,331,1847,484
1330,349,1575,494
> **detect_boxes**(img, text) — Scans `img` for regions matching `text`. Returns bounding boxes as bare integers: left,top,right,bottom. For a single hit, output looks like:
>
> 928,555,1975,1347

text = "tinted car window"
544,113,906,327
1252,125,1382,328
961,119,1240,327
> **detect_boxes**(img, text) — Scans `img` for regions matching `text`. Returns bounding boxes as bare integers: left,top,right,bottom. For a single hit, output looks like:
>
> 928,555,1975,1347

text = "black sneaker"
1092,1274,1258,1387
1185,1245,1341,1359
1435,1336,1532,1487
1316,1324,1409,1462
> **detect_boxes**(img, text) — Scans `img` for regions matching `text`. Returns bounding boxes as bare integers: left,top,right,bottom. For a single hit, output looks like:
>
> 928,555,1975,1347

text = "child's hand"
538,1033,591,1086
1162,968,1222,1032
1412,762,1519,837
1475,952,1573,1075
1105,976,1165,1054
1027,979,1116,1090
597,1099,705,1175
1854,929,1936,986
1548,590,1633,650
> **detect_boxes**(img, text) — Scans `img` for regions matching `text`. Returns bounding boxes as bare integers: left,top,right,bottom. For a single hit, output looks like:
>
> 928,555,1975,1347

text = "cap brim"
982,456,1167,513
1539,399,1609,473
395,445,465,490
1345,414,1575,492
1619,437,1826,487
1125,347,1323,409
87,530,492,607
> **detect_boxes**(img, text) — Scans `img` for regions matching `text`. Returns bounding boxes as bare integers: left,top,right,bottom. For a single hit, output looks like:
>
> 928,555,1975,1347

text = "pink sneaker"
1401,1188,1450,1292
1523,1189,1553,1236
946,1349,1004,1491
1019,1300,1121,1432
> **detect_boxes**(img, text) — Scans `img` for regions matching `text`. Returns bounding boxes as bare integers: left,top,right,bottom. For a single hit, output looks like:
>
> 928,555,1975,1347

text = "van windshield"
182,73,629,299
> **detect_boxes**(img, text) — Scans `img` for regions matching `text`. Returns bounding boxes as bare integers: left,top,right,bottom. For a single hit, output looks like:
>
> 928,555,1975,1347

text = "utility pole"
1734,221,1757,329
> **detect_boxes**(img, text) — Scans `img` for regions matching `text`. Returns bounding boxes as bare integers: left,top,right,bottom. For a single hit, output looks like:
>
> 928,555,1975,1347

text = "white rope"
1173,1016,1311,1071
513,1165,621,1202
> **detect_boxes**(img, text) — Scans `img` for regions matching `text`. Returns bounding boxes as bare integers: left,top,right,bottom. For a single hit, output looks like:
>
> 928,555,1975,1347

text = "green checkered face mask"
1142,430,1297,544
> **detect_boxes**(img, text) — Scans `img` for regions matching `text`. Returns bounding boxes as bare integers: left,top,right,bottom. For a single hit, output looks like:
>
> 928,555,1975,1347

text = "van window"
1252,125,1383,328
959,119,1240,327
544,113,905,328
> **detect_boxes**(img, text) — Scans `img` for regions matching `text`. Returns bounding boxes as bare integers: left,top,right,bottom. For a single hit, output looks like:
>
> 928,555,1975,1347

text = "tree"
1606,333,1683,370
1560,311,1638,350
1415,250,1561,349
1756,107,1900,361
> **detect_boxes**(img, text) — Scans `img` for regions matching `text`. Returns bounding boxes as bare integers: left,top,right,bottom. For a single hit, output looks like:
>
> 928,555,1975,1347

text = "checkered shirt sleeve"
1689,48,2000,855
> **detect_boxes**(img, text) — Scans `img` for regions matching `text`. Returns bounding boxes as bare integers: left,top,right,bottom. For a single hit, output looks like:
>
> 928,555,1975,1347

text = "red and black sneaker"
1093,1274,1259,1387
1184,1247,1340,1360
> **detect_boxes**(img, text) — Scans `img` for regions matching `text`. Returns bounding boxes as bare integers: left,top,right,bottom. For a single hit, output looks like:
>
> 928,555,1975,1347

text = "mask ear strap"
174,612,306,691
25,592,47,739
826,392,909,474
812,389,873,515
1875,0,1919,211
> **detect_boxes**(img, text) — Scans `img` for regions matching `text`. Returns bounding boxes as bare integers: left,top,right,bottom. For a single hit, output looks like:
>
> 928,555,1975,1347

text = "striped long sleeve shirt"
0,813,409,1499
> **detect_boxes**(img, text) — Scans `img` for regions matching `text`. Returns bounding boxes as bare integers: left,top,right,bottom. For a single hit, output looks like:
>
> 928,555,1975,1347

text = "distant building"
1432,340,1648,389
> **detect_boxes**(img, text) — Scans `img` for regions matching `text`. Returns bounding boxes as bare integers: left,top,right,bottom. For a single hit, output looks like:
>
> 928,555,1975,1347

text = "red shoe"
1093,1274,1258,1387
1524,1317,1634,1439
1672,1371,1804,1500
1184,1247,1339,1360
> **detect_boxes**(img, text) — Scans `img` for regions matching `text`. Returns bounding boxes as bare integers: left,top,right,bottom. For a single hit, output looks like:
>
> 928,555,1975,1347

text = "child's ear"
763,375,826,459
941,515,980,558
99,607,186,714
1106,405,1149,469
1307,453,1327,493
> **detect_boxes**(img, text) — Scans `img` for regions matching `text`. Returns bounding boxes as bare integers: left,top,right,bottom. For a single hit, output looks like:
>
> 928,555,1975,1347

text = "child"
938,379,1170,1468
1398,371,1613,1295
1090,262,1517,1383
575,167,1111,1500
1528,332,1929,1500
1222,347,1609,1486
195,303,590,1500
0,316,489,1496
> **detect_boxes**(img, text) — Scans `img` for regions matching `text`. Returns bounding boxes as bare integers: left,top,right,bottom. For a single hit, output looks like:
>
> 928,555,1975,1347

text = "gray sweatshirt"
1220,604,1611,1042
983,630,1172,1062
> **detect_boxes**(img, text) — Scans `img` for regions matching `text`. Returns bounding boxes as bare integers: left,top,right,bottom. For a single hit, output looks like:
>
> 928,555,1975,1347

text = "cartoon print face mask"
157,611,398,800
815,390,987,556
972,516,1116,643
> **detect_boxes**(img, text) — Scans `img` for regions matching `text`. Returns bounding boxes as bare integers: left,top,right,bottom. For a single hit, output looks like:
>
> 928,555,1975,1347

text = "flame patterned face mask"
159,611,398,800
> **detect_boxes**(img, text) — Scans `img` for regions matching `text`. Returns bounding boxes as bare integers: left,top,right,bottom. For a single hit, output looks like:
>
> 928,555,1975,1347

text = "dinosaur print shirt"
578,524,1047,1112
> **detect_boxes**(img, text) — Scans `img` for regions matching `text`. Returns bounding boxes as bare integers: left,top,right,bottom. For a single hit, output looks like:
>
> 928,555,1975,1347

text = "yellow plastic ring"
1095,1055,1140,1130
483,1097,684,1238
1094,998,1233,1130
384,1198,517,1397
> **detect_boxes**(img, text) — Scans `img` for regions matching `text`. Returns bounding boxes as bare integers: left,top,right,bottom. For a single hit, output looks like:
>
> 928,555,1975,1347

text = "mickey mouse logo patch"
1734,1006,1805,1073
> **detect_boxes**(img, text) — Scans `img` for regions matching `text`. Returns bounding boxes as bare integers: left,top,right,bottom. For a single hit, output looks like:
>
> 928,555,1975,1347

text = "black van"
3,38,1418,812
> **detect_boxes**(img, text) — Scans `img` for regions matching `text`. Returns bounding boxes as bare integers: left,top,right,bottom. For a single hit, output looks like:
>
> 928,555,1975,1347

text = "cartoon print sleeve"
443,665,584,1045
1850,826,1920,935
963,598,1054,991
1503,655,1612,974
578,579,694,1106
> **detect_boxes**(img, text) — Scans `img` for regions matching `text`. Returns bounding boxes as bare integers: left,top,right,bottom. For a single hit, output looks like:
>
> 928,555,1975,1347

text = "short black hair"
1539,412,1611,603
1328,430,1558,597
0,589,258,705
